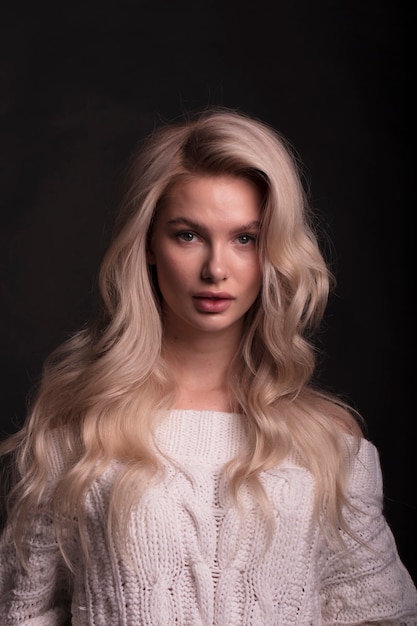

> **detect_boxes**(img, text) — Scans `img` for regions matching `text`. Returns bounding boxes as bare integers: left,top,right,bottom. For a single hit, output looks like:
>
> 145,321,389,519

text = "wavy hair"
0,107,363,567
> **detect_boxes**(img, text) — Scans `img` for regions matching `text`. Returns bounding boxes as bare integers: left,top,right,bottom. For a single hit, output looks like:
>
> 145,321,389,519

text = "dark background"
1,1,414,582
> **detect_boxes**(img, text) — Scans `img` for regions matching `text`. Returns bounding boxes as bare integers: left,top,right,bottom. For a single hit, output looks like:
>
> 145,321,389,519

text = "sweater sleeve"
319,438,417,626
0,511,72,625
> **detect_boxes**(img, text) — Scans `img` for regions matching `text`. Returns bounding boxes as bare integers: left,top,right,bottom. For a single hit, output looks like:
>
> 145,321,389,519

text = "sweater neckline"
154,409,247,464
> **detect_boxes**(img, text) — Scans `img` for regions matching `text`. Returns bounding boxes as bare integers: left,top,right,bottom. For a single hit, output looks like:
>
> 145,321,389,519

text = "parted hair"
1,107,362,568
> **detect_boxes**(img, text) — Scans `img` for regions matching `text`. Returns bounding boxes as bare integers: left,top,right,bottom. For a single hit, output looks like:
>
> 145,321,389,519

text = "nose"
201,242,228,282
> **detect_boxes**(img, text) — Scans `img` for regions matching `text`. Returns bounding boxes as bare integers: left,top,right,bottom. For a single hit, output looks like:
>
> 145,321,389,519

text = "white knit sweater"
0,410,416,625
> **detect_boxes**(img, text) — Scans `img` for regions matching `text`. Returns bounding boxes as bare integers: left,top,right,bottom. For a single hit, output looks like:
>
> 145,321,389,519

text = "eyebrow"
167,217,261,235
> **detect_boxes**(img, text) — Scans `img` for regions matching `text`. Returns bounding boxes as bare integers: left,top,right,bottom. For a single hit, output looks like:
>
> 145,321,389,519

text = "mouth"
194,291,234,300
193,292,235,313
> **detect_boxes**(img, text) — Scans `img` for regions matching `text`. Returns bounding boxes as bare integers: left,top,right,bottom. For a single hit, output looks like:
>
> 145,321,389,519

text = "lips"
193,291,235,313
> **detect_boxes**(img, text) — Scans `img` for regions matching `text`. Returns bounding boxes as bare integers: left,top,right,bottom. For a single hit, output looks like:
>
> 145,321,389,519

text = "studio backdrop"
1,1,413,582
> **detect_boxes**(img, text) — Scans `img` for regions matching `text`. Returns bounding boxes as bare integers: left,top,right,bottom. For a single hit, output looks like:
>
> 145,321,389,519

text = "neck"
162,326,242,411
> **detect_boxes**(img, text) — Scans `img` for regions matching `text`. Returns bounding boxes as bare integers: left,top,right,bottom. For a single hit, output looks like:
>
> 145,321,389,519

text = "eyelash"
175,231,257,245
236,234,257,245
176,231,199,242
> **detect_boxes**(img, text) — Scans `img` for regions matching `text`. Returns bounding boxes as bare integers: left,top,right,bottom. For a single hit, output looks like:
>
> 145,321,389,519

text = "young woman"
1,108,416,625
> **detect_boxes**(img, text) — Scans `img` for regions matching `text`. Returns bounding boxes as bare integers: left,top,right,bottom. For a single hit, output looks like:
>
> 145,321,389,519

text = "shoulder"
343,435,384,498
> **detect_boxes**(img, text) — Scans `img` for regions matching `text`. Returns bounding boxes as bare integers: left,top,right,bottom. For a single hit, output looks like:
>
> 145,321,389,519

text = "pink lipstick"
193,291,234,313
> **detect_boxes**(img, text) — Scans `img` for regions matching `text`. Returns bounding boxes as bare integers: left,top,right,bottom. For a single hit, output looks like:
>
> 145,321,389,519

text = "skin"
149,174,263,410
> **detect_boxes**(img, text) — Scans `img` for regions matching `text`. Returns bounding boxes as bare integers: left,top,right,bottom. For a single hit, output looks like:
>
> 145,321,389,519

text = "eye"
177,231,197,242
236,234,257,245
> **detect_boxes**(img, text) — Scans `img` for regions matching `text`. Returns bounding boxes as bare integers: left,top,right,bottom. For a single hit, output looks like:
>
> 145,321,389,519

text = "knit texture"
1,410,416,625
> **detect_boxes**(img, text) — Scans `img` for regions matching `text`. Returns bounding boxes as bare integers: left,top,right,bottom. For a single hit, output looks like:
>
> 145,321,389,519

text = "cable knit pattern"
1,410,416,625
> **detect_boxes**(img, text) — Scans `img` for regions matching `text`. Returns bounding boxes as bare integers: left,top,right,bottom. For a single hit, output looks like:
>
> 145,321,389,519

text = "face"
148,175,263,340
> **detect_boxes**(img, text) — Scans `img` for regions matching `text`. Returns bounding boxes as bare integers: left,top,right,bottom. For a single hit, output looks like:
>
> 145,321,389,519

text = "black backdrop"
1,1,414,583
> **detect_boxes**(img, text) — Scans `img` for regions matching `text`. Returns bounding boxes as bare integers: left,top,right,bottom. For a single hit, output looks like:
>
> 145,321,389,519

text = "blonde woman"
1,107,416,625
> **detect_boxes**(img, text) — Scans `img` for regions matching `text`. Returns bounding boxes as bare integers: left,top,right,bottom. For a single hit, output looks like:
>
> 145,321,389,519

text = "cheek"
155,253,189,290
251,276,263,300
251,273,263,303
246,258,262,290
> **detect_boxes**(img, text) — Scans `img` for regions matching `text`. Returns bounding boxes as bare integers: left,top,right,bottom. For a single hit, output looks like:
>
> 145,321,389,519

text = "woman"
1,107,416,625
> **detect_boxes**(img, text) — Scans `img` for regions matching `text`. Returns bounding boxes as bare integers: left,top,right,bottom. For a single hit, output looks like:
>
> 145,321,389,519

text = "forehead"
158,175,263,224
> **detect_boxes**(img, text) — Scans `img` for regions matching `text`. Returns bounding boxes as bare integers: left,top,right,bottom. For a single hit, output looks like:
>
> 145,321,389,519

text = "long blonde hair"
1,106,362,567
